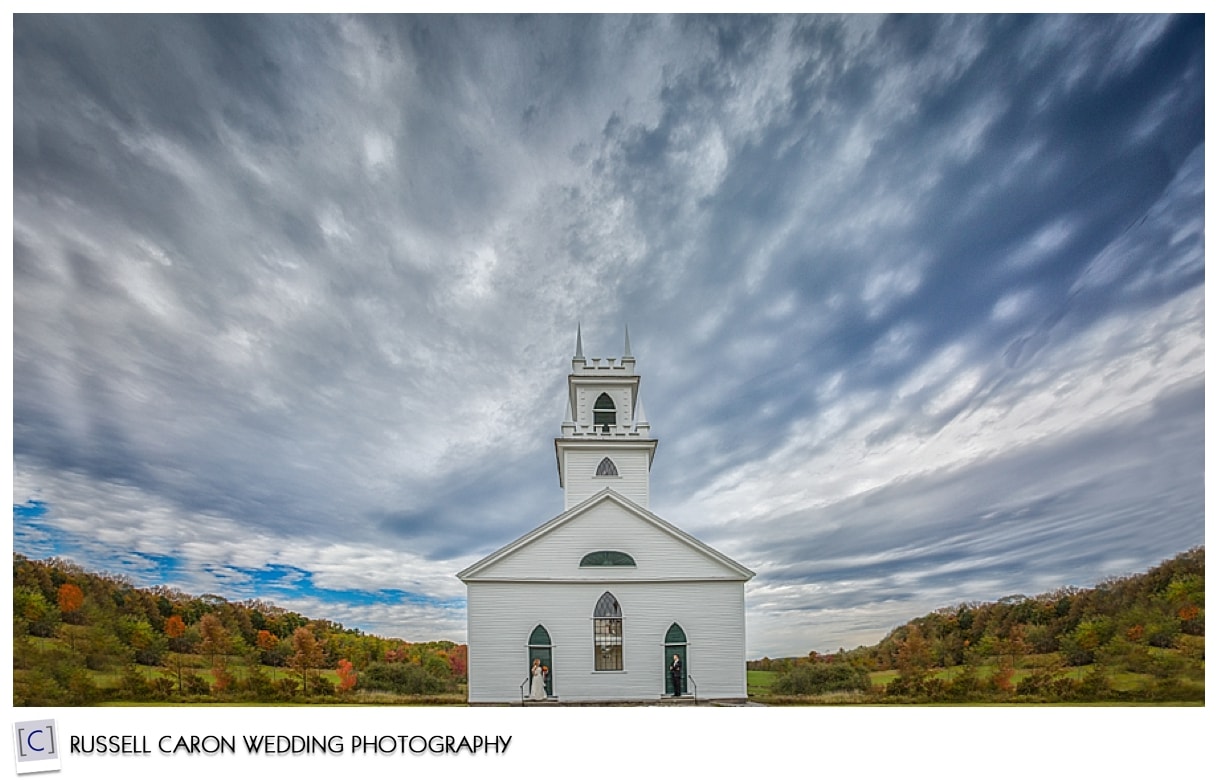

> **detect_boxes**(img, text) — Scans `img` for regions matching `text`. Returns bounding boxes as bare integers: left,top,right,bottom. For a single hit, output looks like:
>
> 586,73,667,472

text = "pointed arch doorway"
664,623,687,696
528,625,554,697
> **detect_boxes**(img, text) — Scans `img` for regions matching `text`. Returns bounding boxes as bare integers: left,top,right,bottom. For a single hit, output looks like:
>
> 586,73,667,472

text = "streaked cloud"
11,14,1203,656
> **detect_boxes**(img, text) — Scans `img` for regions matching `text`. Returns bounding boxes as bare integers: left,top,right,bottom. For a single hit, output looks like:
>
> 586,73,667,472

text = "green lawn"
748,658,1199,704
94,658,341,687
747,669,778,697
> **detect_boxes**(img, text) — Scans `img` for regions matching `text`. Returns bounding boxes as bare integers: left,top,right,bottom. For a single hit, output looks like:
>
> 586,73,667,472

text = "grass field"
747,669,778,697
17,638,467,706
747,661,1202,705
20,635,1200,706
754,663,1156,692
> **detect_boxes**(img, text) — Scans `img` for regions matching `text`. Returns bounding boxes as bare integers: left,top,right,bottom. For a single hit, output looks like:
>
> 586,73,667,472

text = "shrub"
273,677,300,700
771,661,872,696
1143,677,1204,702
183,673,211,696
149,676,176,700
119,665,151,699
1075,665,1111,699
210,667,234,695
946,667,981,700
884,672,948,701
14,645,101,706
240,664,275,699
310,675,336,696
358,662,454,695
1174,634,1204,661
1014,668,1077,699
1098,637,1154,673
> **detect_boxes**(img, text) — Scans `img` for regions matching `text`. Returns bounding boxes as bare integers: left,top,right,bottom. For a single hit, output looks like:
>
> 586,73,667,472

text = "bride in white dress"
529,659,547,700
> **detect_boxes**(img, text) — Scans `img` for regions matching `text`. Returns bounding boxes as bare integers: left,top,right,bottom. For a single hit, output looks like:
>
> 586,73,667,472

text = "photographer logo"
13,719,61,774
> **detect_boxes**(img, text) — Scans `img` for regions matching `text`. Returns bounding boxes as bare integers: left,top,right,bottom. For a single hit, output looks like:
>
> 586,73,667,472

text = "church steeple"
555,328,657,510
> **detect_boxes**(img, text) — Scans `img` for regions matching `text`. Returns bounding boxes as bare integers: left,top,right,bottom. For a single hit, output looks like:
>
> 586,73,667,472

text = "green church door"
664,623,687,696
528,625,554,697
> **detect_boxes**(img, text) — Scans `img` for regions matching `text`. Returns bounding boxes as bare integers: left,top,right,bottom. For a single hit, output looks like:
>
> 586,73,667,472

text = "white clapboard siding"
460,342,754,704
461,490,752,703
466,580,746,703
463,492,750,582
563,449,650,508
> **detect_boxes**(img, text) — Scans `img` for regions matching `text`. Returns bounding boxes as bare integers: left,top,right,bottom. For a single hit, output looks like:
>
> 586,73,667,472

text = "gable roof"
456,488,755,582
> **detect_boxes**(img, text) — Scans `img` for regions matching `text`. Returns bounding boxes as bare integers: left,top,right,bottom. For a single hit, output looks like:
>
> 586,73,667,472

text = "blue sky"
9,14,1205,657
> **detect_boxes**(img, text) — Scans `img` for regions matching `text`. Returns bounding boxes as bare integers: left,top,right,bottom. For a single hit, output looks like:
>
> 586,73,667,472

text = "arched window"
593,393,616,431
595,457,619,477
579,550,636,567
593,592,623,671
665,623,687,696
528,625,554,697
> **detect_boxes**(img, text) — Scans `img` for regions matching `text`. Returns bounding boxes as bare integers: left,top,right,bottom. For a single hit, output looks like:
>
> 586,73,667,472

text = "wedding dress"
529,665,546,699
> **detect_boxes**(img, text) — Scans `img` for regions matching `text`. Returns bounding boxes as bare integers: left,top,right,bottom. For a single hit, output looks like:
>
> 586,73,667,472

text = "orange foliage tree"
257,629,278,651
57,583,84,619
336,659,357,693
165,615,186,639
290,627,325,696
163,615,187,694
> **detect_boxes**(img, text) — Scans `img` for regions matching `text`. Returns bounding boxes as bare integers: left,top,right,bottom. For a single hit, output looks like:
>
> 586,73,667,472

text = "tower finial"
623,324,633,358
575,322,584,360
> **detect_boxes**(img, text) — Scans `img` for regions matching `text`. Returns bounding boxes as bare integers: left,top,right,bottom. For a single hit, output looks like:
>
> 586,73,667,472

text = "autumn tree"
165,615,186,644
989,626,1027,693
57,583,84,621
887,624,935,697
161,614,187,694
895,625,932,677
290,627,325,696
52,582,88,652
198,614,230,664
255,628,287,666
198,613,232,692
256,629,277,652
447,644,468,679
336,658,357,693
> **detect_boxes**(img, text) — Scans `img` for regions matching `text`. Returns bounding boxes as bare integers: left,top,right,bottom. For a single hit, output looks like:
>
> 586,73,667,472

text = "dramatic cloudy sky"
10,15,1205,657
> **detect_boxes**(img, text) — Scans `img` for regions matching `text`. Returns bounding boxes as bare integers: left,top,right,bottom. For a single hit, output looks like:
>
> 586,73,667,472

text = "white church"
458,328,755,704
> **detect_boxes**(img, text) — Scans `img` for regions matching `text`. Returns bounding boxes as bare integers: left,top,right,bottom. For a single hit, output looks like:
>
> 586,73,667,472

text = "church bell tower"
555,325,657,511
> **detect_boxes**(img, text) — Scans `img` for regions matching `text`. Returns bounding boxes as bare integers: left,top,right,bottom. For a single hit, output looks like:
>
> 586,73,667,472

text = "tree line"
13,554,467,705
750,547,1204,702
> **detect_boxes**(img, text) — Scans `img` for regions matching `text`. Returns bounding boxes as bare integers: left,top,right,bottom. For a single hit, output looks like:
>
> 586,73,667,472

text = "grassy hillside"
13,554,466,706
749,548,1204,704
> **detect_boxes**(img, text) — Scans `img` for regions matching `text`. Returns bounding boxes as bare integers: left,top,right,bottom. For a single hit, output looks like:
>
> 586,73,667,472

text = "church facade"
457,329,754,703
